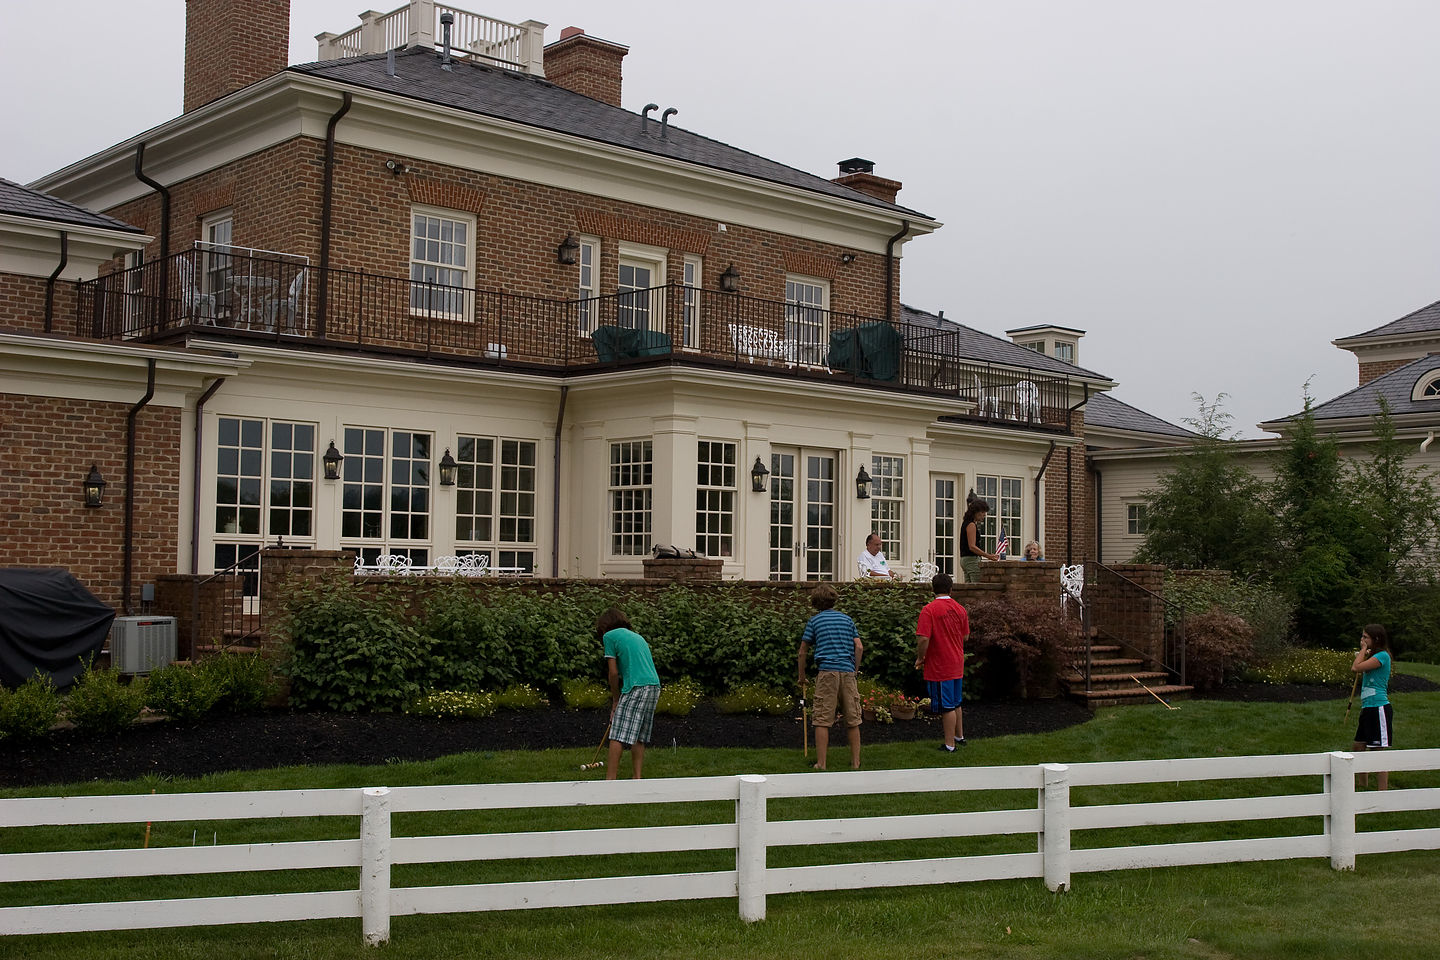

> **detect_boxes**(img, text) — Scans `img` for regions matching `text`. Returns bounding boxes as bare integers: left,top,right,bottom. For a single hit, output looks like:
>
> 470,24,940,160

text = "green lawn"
2,663,1438,960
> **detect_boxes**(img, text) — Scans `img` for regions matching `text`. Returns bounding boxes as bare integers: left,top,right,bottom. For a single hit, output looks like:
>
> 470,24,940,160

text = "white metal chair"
911,559,939,583
434,555,462,575
974,374,1002,418
175,256,218,322
1014,380,1040,421
1060,563,1084,613
459,553,490,577
271,268,307,333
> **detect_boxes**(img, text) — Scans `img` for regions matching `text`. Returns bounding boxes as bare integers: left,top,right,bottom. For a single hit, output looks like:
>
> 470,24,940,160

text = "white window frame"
1020,340,1045,355
609,439,654,558
616,241,667,333
932,473,958,578
785,274,829,366
1413,372,1440,400
200,210,234,309
576,235,599,335
340,426,434,564
1126,502,1149,536
409,205,476,321
696,440,737,558
975,474,1023,555
682,255,703,350
1054,341,1075,363
870,455,905,565
455,435,539,574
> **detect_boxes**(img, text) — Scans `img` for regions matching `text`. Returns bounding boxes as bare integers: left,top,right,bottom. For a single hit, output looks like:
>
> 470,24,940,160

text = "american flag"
996,533,1009,558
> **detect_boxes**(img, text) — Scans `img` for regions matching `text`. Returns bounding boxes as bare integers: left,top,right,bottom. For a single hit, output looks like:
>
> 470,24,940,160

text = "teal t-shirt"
603,627,660,694
1360,650,1391,708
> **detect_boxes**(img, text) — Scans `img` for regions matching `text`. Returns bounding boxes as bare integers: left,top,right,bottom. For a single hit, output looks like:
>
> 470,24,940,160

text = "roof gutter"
316,92,353,337
43,231,68,333
1422,431,1435,454
122,358,157,615
884,220,910,323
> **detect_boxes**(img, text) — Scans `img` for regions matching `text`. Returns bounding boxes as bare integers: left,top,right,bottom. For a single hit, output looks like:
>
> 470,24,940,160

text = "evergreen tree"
1135,393,1274,578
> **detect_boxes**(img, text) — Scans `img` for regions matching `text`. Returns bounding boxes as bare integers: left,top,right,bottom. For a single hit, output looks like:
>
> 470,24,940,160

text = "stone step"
1061,670,1170,688
1077,657,1145,668
1062,644,1121,656
1070,685,1194,709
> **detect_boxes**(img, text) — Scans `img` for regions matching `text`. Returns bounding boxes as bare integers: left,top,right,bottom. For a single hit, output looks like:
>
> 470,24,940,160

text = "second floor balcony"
74,247,1082,433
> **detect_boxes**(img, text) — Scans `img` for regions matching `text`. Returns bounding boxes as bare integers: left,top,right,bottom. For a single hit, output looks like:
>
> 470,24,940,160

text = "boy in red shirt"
915,572,969,752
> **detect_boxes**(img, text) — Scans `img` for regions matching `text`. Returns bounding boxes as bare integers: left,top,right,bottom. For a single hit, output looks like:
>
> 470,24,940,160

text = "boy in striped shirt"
798,584,864,770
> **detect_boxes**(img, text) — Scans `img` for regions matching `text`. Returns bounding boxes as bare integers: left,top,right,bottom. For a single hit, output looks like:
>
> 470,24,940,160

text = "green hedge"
276,575,1064,712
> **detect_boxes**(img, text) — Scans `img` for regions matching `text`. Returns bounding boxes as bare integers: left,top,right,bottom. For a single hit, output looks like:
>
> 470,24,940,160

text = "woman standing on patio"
959,499,999,583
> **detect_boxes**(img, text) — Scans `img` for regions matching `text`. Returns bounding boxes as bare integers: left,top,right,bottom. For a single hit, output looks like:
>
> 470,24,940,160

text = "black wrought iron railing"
76,248,1079,430
1088,563,1187,686
190,546,263,657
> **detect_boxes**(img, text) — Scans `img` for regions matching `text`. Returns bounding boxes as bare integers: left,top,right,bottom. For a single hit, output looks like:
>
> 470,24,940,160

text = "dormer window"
1006,324,1084,366
1055,342,1075,363
1417,372,1440,400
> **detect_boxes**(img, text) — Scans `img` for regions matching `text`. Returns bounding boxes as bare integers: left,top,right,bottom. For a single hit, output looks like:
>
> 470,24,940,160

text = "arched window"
1419,373,1440,400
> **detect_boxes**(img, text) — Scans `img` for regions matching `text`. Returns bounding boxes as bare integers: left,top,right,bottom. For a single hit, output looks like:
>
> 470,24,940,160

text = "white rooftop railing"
316,1,546,75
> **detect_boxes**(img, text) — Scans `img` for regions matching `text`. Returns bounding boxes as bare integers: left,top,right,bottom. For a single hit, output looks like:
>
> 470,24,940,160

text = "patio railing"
76,249,1080,431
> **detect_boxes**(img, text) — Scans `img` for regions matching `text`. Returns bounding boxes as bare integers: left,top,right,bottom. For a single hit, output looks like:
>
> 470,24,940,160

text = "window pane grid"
785,278,827,366
976,474,1023,554
696,440,736,558
609,440,653,556
409,212,471,318
682,258,701,349
870,455,904,564
933,476,956,577
342,427,432,553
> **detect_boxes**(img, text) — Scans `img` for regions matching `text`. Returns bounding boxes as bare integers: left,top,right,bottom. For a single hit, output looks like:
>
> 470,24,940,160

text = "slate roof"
1267,353,1440,424
289,48,932,220
0,177,144,233
1084,392,1196,439
901,304,1111,380
1338,297,1440,342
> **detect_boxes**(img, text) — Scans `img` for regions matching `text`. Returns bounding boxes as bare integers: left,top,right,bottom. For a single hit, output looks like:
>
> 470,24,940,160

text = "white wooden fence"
2,749,1437,945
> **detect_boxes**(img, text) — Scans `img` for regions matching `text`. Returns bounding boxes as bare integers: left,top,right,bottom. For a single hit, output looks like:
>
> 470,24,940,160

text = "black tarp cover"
0,568,114,688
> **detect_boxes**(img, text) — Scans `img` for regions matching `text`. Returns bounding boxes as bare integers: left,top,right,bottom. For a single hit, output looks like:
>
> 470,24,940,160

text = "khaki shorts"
812,671,862,728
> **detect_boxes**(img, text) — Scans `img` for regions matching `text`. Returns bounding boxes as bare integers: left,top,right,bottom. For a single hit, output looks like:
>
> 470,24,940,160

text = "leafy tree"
1134,393,1275,578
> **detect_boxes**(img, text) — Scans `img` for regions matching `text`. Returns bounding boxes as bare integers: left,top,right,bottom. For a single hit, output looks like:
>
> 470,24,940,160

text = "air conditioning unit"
111,616,178,673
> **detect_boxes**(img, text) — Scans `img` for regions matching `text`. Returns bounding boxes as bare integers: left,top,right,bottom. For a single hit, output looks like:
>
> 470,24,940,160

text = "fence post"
1328,751,1356,871
737,774,768,922
361,787,392,946
1041,763,1071,892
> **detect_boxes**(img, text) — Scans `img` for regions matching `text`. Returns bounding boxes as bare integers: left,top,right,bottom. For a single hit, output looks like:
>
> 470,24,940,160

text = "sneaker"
956,738,967,746
938,744,956,753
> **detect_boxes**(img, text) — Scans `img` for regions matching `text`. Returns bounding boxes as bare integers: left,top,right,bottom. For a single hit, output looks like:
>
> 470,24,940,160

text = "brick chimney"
832,157,903,205
543,27,628,108
185,0,291,113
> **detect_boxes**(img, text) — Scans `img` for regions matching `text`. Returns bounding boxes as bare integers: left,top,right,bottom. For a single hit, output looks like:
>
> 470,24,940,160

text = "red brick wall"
1358,357,1412,387
543,32,627,107
1045,410,1092,563
0,275,51,334
184,0,291,113
0,394,182,612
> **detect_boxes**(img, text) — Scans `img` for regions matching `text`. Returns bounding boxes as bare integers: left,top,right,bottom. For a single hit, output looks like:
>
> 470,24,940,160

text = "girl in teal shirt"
1351,623,1393,790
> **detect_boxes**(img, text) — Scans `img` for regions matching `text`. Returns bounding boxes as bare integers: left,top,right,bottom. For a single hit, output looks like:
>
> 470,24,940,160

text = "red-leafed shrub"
964,598,1077,699
1184,609,1256,691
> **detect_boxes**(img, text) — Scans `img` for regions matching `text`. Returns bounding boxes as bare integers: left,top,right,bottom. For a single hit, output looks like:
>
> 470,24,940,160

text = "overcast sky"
6,1,1439,436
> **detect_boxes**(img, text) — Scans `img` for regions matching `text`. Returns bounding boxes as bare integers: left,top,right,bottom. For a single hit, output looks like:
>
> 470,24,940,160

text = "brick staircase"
1061,639,1193,709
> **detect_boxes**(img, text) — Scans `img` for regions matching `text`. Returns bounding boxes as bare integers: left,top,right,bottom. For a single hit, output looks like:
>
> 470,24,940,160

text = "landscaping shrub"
1184,609,1256,691
714,684,793,715
145,663,221,722
65,666,147,734
655,677,703,716
279,573,436,712
561,678,611,709
964,598,1072,699
492,683,549,710
200,653,274,713
407,691,497,720
0,673,61,741
1240,648,1351,686
1166,574,1295,659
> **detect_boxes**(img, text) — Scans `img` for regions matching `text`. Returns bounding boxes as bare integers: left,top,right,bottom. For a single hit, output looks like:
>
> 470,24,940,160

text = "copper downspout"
122,358,157,614
43,232,68,333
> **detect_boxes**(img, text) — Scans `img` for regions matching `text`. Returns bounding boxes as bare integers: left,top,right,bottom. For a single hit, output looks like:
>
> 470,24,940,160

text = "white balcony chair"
974,374,1003,418
272,268,307,334
175,257,218,322
728,323,789,364
1014,380,1040,421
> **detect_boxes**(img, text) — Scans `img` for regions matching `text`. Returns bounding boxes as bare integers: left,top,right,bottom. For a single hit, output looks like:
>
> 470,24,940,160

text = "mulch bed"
5,675,1434,790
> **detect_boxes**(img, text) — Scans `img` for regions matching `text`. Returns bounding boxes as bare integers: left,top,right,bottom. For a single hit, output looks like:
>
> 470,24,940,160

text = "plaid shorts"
610,684,660,745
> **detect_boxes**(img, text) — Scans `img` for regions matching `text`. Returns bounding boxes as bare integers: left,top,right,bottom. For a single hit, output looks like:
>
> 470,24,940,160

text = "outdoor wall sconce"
384,159,408,176
438,448,458,486
750,456,770,493
322,440,343,481
719,264,740,293
82,464,106,508
557,234,580,265
840,253,856,265
855,465,872,500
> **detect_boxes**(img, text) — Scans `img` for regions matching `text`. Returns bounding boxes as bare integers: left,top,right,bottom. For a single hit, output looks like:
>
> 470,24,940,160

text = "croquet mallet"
1343,670,1361,726
579,720,611,772
1131,675,1179,710
799,682,809,759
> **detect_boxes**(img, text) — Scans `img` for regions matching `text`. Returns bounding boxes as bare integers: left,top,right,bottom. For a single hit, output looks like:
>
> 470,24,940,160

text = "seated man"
856,532,897,580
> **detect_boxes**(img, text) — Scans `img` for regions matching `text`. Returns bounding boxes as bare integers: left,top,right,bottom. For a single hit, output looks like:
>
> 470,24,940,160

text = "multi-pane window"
213,416,315,591
577,237,598,334
975,475,1022,555
695,440,736,558
201,213,233,312
682,256,702,349
609,440,653,556
1021,340,1045,354
1055,342,1075,363
341,427,432,564
617,259,654,330
409,208,472,318
785,276,827,365
455,436,538,573
1422,376,1440,398
870,455,904,564
933,475,957,577
1127,503,1149,535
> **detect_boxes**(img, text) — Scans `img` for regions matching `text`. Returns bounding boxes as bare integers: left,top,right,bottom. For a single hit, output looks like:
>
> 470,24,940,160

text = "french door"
769,448,837,580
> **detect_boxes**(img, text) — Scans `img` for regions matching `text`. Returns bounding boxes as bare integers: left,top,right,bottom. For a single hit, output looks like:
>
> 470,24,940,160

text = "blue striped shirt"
802,609,858,672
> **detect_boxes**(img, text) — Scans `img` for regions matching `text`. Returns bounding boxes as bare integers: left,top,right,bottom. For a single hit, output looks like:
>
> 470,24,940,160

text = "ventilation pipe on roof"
440,12,454,69
660,107,677,139
641,103,658,131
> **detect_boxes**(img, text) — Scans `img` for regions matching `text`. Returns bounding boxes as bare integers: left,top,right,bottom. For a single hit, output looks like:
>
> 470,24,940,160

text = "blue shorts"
927,678,963,712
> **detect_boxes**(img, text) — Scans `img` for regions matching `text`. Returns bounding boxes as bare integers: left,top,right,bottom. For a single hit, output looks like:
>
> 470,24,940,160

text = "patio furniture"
974,374,1003,418
231,274,279,329
728,323,789,364
1060,563,1084,613
828,322,902,382
592,324,673,362
1014,380,1040,421
270,268,307,334
175,257,218,322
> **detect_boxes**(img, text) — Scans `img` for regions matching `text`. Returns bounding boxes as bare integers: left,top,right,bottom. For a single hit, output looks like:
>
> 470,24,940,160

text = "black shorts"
1354,704,1394,748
